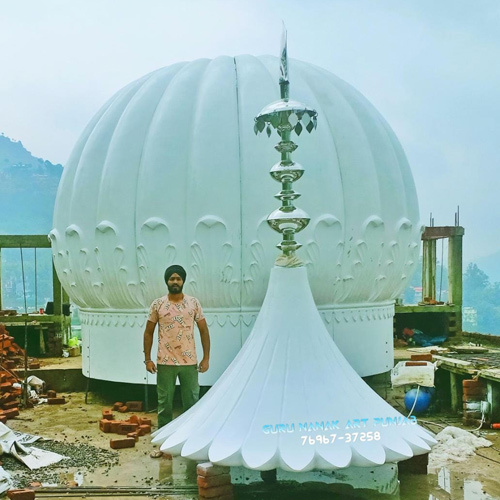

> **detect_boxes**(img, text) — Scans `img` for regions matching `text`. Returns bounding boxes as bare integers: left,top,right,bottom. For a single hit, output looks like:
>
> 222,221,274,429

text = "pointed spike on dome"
279,22,288,84
279,22,289,100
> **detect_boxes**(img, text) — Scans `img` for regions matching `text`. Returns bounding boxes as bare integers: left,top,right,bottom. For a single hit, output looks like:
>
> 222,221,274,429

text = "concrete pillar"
422,239,437,300
448,235,463,306
52,261,62,316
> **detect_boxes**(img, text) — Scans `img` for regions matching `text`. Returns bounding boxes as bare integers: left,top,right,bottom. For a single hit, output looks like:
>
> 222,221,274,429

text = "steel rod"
20,245,29,407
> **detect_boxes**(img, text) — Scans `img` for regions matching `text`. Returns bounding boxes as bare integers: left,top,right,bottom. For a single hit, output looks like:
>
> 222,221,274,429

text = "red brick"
112,402,124,411
0,415,7,424
139,417,152,426
118,405,128,413
48,397,66,405
28,362,40,369
4,408,19,419
463,386,487,397
127,431,140,442
2,393,16,403
118,422,139,434
47,390,57,398
126,401,143,411
99,419,111,433
197,462,231,478
410,354,433,362
198,483,233,498
197,473,231,488
128,414,139,424
200,494,233,500
0,382,13,392
102,409,113,420
110,421,122,433
138,424,151,435
7,489,35,500
110,437,135,449
2,401,18,410
463,379,483,388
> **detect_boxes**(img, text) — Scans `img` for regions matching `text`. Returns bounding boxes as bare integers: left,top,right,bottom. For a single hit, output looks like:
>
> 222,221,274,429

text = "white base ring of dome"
80,302,394,384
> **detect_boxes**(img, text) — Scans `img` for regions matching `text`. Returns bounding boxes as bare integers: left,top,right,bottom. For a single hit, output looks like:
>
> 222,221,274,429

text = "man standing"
143,264,210,440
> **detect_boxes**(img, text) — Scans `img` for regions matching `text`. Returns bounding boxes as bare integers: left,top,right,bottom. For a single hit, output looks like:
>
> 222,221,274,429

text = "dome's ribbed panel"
51,55,421,381
52,55,419,310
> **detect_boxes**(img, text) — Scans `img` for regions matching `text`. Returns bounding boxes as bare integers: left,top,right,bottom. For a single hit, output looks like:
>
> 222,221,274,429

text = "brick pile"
197,462,234,500
463,378,488,427
0,325,22,422
0,324,40,370
98,402,151,449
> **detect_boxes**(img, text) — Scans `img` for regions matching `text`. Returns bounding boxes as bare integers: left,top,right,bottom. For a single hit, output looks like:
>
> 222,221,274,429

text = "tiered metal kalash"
254,30,317,266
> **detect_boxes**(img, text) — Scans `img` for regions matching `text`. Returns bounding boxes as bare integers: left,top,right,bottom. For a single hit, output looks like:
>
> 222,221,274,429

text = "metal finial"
254,28,318,265
279,22,289,99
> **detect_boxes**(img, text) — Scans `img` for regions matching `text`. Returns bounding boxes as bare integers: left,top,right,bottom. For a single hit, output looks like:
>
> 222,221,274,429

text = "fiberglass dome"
51,55,420,383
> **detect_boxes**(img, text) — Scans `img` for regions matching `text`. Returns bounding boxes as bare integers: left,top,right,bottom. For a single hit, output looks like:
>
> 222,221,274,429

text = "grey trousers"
157,364,199,428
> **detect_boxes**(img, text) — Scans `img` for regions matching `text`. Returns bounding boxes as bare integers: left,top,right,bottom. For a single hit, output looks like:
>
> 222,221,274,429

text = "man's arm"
143,320,157,373
197,318,210,373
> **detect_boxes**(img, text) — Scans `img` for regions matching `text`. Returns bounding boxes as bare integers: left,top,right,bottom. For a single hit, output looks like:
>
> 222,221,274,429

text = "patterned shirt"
148,294,204,366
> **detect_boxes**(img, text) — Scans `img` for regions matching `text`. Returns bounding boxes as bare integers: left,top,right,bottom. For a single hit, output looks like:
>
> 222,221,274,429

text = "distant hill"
474,250,500,284
0,134,62,235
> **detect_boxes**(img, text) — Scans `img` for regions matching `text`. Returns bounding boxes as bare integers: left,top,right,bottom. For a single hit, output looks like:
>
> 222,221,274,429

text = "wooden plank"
479,369,500,383
450,372,461,412
0,234,51,248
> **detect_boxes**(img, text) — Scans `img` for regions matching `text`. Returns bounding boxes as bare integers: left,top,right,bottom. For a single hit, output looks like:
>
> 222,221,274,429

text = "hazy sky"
1,0,499,263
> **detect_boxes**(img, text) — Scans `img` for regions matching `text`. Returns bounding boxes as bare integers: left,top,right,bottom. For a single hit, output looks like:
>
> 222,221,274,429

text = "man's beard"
167,284,183,294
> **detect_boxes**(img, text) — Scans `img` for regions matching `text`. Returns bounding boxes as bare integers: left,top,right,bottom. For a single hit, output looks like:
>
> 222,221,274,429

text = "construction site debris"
98,411,151,440
3,438,119,489
0,423,64,470
451,345,489,354
0,325,43,415
428,426,492,471
0,466,13,494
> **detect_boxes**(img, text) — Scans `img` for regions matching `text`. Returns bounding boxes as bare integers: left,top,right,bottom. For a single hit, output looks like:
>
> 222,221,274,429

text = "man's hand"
198,358,209,373
145,360,157,374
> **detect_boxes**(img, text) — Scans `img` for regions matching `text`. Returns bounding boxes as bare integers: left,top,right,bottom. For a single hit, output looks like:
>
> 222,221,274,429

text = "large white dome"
51,55,420,382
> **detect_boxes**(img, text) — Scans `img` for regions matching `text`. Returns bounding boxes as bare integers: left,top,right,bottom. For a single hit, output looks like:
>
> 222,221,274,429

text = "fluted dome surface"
51,55,420,381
